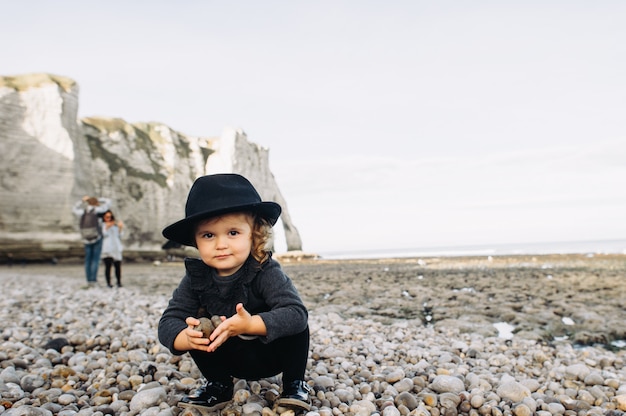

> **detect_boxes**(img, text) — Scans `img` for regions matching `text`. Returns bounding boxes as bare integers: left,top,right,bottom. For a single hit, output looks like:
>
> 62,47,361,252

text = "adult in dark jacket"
158,174,311,412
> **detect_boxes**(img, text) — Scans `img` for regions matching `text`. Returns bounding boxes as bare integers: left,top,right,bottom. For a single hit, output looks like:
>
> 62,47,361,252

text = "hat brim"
162,202,281,247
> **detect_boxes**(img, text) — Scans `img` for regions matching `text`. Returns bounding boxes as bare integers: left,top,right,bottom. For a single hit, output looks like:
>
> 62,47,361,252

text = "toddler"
158,174,310,412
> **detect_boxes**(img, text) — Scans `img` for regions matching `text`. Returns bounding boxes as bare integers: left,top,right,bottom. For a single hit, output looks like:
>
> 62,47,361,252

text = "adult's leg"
84,243,94,282
103,257,113,286
114,261,122,286
87,239,103,282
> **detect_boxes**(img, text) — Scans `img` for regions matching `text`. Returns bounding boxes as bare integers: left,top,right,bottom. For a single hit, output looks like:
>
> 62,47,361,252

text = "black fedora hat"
162,174,281,247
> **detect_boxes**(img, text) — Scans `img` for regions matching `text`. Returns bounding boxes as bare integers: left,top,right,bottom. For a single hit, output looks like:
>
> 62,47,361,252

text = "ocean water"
320,238,626,260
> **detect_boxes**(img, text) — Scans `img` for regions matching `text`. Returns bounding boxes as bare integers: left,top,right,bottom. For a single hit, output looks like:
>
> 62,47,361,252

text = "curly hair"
250,213,274,264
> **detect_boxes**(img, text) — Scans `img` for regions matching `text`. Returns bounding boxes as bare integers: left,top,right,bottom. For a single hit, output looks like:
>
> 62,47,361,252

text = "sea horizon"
318,238,626,260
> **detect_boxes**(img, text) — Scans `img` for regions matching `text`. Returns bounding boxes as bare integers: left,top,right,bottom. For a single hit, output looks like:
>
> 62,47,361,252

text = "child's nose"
216,235,228,247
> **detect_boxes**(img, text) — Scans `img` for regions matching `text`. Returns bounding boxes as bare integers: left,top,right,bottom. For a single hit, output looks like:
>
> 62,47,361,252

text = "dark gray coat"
158,255,308,355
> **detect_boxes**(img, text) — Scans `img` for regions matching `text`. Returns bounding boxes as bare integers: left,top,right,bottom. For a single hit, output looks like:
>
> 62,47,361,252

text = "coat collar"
184,255,267,291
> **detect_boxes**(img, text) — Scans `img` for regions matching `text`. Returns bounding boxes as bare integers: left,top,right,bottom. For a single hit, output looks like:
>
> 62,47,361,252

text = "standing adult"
72,196,111,286
101,210,125,288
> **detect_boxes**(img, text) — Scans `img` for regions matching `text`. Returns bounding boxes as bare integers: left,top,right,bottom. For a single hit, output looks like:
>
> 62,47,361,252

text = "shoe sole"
179,400,230,414
275,397,312,411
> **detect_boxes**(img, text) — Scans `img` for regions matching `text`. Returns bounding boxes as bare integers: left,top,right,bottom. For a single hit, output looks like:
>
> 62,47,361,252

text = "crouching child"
158,174,311,412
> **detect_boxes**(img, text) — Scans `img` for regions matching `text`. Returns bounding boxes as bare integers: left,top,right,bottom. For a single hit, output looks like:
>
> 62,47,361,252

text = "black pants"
189,326,309,385
103,257,122,286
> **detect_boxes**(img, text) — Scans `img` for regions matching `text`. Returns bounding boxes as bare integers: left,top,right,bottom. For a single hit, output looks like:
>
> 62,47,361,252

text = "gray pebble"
129,386,167,412
429,375,464,394
496,381,531,403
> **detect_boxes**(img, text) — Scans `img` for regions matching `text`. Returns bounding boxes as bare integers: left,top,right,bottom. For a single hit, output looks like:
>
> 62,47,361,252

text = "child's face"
194,212,254,276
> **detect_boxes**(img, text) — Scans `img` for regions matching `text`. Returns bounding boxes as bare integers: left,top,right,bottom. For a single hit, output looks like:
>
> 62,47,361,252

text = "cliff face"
0,73,302,262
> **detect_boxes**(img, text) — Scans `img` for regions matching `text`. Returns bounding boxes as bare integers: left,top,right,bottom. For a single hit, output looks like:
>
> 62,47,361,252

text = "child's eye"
228,230,239,236
201,233,214,239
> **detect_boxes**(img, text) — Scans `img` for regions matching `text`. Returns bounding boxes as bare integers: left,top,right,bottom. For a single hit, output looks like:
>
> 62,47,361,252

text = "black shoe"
276,380,312,411
180,380,233,410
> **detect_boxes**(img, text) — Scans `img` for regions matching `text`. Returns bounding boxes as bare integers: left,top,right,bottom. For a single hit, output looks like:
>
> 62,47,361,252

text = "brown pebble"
194,317,216,338
211,315,223,328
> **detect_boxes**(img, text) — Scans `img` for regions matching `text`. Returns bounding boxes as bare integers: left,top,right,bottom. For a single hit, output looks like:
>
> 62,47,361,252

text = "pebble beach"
1,254,625,416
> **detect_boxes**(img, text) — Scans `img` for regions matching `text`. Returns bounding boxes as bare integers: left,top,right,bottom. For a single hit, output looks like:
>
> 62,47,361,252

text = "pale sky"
3,1,625,254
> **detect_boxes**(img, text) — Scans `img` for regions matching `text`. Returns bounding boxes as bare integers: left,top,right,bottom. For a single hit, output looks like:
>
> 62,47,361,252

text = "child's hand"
179,317,212,351
207,304,266,352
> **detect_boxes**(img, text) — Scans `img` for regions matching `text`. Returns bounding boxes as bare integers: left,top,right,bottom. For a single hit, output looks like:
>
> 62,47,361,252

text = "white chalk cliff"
0,73,302,261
